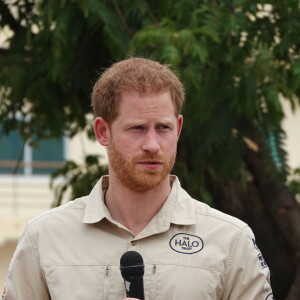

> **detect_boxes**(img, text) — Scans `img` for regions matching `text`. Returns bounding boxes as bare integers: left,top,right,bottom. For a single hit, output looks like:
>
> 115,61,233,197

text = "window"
0,125,66,175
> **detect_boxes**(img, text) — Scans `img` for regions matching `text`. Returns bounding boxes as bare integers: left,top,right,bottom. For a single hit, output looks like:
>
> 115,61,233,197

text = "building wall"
0,132,107,290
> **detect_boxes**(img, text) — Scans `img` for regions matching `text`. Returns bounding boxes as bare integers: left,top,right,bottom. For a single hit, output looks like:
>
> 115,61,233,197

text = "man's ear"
94,117,110,146
177,114,183,140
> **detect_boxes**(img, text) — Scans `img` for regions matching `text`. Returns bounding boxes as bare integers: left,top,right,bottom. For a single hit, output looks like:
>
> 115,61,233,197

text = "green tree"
1,0,300,298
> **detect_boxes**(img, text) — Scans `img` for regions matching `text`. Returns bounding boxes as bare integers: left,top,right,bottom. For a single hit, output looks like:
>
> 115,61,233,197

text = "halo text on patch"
169,233,204,254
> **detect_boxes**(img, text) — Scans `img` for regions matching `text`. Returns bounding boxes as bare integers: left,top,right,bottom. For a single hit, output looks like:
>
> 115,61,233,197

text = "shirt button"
131,241,137,246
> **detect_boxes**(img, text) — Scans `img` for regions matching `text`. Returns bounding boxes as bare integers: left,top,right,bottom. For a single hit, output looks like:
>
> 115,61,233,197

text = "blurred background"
1,1,300,299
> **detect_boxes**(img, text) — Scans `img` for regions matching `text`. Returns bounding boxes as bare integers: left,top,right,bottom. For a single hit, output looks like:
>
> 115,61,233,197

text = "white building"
0,129,107,290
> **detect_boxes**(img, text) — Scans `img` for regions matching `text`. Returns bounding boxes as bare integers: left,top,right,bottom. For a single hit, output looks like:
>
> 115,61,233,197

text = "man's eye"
158,125,169,130
132,126,143,130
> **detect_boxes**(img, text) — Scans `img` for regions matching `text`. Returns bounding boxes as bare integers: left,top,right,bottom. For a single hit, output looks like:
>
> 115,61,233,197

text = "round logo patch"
266,293,274,300
169,233,204,254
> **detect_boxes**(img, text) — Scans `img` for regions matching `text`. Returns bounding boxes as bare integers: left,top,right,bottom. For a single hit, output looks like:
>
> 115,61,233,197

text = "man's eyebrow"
124,120,147,127
124,118,174,127
156,118,174,126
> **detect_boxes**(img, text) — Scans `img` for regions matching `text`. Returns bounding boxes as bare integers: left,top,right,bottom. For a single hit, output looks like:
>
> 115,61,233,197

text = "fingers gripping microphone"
120,251,145,300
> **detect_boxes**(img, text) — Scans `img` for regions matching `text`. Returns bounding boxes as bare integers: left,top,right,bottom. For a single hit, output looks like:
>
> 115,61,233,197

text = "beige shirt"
3,176,273,300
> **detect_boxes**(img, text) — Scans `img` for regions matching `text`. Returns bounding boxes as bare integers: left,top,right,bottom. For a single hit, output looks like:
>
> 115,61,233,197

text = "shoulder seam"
223,225,248,287
27,224,40,266
29,201,86,226
194,210,248,230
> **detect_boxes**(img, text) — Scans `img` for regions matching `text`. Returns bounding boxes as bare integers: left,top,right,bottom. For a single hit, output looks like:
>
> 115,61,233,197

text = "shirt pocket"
152,264,224,300
143,264,157,300
43,265,124,300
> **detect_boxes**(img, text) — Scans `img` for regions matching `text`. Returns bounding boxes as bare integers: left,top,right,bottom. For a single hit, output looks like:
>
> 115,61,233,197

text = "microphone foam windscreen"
120,251,144,277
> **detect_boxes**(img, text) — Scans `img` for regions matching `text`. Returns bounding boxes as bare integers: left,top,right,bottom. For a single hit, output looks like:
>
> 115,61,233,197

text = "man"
3,58,273,299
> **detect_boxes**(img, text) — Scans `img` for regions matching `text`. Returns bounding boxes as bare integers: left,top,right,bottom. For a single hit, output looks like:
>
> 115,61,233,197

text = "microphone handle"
124,277,144,300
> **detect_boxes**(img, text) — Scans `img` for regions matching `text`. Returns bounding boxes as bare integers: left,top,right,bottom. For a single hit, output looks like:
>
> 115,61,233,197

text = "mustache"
132,154,166,163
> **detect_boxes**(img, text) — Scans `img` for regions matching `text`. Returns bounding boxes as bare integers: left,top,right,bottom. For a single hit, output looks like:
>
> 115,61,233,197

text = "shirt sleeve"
222,225,273,300
2,224,50,300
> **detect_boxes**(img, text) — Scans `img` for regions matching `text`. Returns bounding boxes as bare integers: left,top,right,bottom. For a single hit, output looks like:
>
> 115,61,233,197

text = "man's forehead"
118,89,176,114
120,88,171,98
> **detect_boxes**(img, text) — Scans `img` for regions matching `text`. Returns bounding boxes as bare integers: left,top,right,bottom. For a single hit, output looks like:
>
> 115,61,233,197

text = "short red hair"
92,57,185,123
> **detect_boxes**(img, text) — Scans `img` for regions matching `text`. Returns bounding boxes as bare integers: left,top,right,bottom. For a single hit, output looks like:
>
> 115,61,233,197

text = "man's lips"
138,161,162,168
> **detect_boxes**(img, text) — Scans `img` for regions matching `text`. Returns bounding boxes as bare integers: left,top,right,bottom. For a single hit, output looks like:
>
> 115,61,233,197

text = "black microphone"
120,250,145,300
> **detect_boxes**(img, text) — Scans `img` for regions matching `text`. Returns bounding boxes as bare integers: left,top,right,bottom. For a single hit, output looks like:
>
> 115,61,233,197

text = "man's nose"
142,129,160,153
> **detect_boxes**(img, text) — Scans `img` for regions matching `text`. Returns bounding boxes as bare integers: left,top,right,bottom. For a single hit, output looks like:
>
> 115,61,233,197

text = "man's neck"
104,174,172,236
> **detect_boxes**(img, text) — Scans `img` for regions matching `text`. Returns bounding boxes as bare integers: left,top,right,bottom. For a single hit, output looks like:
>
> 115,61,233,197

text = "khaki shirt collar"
82,175,196,227
82,176,110,224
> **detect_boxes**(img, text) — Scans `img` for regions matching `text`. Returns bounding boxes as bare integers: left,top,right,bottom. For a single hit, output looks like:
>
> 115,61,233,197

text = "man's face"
107,90,183,192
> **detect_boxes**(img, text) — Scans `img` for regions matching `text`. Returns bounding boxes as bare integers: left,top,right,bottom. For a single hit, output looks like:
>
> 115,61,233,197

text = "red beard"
108,139,176,192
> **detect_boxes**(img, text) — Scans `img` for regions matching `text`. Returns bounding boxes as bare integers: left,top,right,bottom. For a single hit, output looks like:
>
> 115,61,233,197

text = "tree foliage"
1,0,300,179
1,0,300,298
50,154,108,207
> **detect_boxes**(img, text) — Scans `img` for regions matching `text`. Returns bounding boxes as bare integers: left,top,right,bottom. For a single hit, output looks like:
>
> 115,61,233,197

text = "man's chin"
122,173,167,193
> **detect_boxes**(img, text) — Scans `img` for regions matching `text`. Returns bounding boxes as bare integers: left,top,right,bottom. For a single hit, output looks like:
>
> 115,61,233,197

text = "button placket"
128,239,140,251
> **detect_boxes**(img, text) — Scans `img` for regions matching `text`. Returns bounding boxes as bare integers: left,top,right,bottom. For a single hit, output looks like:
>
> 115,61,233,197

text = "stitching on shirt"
194,211,247,230
43,265,110,268
27,224,40,263
42,263,226,275
222,226,244,288
154,263,226,275
29,201,86,226
26,224,50,292
150,265,156,300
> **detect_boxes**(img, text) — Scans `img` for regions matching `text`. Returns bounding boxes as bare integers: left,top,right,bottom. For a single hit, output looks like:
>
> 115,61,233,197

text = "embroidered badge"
169,233,204,254
266,292,274,299
252,239,268,269
2,275,7,299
